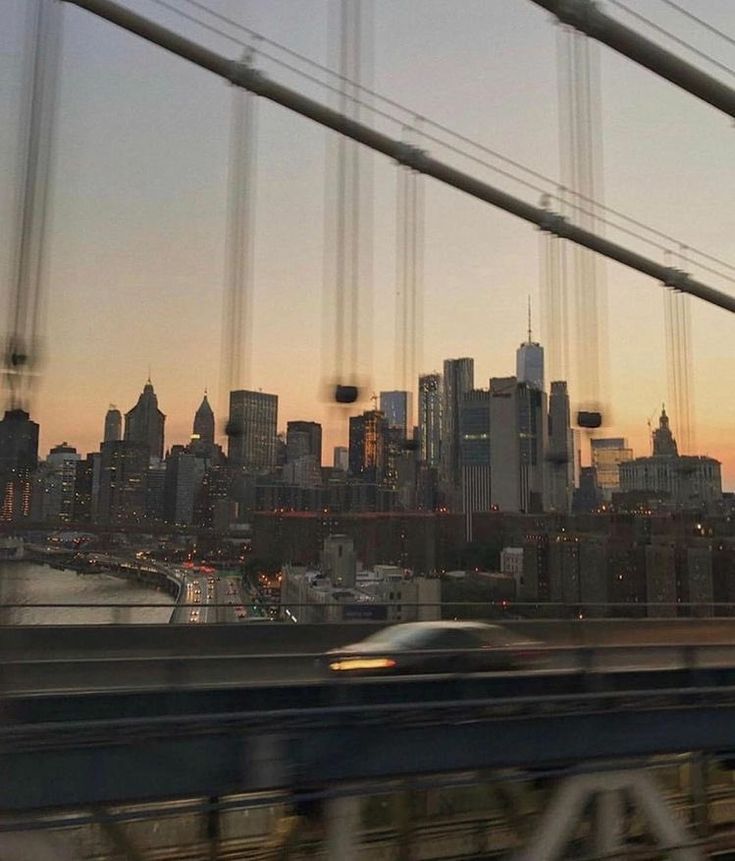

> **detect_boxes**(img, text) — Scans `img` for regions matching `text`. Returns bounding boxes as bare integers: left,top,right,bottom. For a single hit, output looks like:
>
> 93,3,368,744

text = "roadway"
169,571,252,625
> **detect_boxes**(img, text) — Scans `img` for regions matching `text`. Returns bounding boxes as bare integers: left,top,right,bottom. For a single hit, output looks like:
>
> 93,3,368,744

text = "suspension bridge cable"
530,0,735,116
57,0,735,314
146,0,735,283
166,1,735,282
656,0,735,50
607,0,735,80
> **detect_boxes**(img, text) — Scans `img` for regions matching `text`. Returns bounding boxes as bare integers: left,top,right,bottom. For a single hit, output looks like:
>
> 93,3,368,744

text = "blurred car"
325,621,541,676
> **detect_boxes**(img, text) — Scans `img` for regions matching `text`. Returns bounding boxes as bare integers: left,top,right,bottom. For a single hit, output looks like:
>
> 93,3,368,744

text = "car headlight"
329,657,397,671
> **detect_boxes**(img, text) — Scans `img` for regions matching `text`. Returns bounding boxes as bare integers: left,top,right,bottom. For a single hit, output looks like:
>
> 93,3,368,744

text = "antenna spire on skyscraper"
527,295,532,343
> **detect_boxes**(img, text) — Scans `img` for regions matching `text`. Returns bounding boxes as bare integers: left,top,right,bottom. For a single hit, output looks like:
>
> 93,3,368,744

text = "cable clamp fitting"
663,267,688,292
557,0,604,38
395,142,428,172
228,60,267,95
539,208,568,236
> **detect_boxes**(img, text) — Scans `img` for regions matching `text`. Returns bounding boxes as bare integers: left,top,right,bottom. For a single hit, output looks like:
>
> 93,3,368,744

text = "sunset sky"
1,0,734,485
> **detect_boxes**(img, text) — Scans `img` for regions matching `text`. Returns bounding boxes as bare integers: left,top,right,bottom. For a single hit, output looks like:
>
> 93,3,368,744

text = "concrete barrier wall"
3,618,735,658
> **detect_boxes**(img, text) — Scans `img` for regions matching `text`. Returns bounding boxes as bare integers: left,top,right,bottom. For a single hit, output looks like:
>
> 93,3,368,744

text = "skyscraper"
286,421,322,464
379,391,411,436
418,373,441,467
349,410,386,483
193,392,215,446
97,440,148,525
227,390,278,472
44,443,81,524
124,379,165,460
591,437,633,500
103,405,122,442
459,389,492,539
547,381,574,512
0,409,39,522
518,381,547,512
516,303,544,390
72,454,97,523
164,445,206,525
441,358,474,505
333,446,349,472
489,377,547,513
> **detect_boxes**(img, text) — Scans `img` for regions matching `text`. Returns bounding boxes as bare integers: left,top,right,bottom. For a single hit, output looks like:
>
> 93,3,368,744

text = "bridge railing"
2,640,735,694
1,600,735,621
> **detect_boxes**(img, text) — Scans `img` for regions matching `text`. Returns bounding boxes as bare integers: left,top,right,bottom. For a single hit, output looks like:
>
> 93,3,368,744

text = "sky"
1,0,734,484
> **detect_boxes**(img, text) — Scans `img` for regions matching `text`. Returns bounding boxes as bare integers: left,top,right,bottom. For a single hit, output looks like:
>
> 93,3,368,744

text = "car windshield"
360,624,439,649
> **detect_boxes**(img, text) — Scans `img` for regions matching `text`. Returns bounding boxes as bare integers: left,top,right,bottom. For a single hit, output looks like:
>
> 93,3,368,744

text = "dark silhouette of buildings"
124,379,165,460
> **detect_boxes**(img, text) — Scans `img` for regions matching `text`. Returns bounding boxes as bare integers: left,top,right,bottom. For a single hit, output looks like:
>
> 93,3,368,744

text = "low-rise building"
280,536,440,623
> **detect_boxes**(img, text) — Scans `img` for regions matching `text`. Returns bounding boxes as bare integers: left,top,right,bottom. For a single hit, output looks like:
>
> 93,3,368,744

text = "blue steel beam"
4,668,735,810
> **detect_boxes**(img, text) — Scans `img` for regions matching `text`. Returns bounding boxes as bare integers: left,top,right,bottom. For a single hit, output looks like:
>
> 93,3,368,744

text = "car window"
361,625,434,648
428,629,481,649
477,626,520,647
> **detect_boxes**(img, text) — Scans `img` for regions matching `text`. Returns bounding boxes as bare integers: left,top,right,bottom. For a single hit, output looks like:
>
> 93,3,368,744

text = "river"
0,561,174,624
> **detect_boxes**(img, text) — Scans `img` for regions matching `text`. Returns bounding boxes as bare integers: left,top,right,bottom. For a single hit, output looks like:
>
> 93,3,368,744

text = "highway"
169,571,255,625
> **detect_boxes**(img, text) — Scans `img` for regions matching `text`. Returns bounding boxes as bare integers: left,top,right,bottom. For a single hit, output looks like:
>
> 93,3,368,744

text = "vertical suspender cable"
394,122,424,435
325,0,373,405
4,0,62,412
221,49,257,438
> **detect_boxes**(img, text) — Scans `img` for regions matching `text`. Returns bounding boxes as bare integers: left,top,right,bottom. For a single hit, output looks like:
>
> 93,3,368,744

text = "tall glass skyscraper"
418,374,441,468
516,339,544,391
516,304,544,390
348,410,386,483
547,381,574,512
459,389,492,539
441,358,474,504
379,391,411,436
227,390,278,472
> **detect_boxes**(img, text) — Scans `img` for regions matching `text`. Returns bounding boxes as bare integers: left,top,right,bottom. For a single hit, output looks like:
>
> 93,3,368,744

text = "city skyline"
2,1,734,485
27,366,717,480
